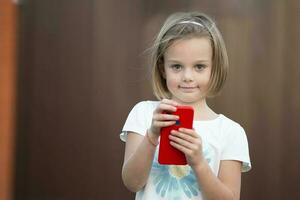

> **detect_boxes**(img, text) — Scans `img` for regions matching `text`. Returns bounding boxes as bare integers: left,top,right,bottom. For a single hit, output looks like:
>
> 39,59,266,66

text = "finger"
155,99,180,113
170,141,192,155
169,134,196,149
170,135,201,157
153,113,179,121
161,99,179,106
153,120,176,128
178,128,199,138
170,130,195,143
154,103,177,114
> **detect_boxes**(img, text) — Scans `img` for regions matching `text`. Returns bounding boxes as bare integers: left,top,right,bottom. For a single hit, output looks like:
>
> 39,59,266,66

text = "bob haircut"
150,11,229,99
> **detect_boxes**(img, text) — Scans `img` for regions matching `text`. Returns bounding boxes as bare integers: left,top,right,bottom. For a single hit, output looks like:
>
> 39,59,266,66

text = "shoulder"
130,100,159,113
218,114,249,149
218,115,251,172
219,114,244,131
216,114,247,141
126,100,159,120
121,100,159,140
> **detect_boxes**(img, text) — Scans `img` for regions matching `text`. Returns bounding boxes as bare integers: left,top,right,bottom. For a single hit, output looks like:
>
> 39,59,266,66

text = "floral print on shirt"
151,143,213,199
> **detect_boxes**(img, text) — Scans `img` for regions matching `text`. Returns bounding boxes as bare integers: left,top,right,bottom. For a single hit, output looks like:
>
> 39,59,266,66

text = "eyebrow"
165,59,210,63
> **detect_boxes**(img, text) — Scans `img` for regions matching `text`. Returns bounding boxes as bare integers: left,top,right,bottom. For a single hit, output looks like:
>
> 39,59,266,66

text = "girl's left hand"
169,128,205,168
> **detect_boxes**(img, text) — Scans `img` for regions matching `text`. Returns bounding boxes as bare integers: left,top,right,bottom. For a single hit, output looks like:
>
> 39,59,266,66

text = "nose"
182,68,194,82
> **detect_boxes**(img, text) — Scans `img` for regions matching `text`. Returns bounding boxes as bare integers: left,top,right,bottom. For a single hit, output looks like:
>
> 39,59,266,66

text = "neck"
172,98,217,121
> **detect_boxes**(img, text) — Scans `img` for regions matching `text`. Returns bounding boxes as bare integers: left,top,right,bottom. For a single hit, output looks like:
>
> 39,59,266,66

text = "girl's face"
163,37,212,105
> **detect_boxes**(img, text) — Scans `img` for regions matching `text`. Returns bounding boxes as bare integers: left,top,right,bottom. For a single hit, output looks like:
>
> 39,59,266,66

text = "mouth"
178,86,199,92
179,86,198,89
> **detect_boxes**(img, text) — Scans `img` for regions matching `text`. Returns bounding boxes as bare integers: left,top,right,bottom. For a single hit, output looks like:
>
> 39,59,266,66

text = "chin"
175,96,203,105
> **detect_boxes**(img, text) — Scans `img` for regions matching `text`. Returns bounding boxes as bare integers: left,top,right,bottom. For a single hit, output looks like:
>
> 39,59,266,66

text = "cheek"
201,69,212,84
202,74,211,84
166,78,176,88
194,71,211,90
165,74,179,89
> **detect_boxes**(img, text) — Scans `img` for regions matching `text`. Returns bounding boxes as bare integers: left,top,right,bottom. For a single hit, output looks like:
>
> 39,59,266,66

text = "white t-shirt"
120,101,251,200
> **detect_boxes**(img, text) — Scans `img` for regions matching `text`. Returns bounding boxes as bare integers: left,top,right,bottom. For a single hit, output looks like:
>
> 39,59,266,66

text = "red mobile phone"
158,106,194,165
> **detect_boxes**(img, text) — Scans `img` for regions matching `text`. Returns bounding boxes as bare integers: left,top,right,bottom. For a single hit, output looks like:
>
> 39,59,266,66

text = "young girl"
120,11,251,200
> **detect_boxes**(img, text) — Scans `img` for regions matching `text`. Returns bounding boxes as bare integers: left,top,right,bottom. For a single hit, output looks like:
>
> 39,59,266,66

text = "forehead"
164,37,212,62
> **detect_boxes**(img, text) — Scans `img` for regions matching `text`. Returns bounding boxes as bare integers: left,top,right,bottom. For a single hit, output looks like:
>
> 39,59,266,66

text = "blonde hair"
150,12,229,99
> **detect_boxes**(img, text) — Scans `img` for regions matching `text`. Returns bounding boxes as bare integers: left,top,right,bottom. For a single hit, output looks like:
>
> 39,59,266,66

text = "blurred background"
1,0,300,199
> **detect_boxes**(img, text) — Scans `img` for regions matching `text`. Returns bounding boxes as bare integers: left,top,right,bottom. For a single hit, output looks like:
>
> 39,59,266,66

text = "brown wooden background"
1,0,299,199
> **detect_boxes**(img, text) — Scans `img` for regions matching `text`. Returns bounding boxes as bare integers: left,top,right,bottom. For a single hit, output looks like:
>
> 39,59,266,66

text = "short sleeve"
221,124,251,172
120,101,152,142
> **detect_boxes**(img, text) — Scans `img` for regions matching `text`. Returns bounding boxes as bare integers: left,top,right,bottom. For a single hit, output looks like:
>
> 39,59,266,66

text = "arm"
121,99,179,192
121,132,157,192
170,128,242,200
193,160,242,200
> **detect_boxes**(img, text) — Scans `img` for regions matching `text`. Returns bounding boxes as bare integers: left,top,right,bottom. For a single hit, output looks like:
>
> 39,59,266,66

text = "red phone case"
158,106,194,165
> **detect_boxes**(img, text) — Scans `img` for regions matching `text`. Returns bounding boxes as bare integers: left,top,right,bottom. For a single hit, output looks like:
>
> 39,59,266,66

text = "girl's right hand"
148,99,180,139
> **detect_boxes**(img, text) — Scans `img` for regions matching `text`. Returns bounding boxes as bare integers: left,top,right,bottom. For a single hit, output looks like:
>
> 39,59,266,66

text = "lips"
178,86,198,93
179,86,198,89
